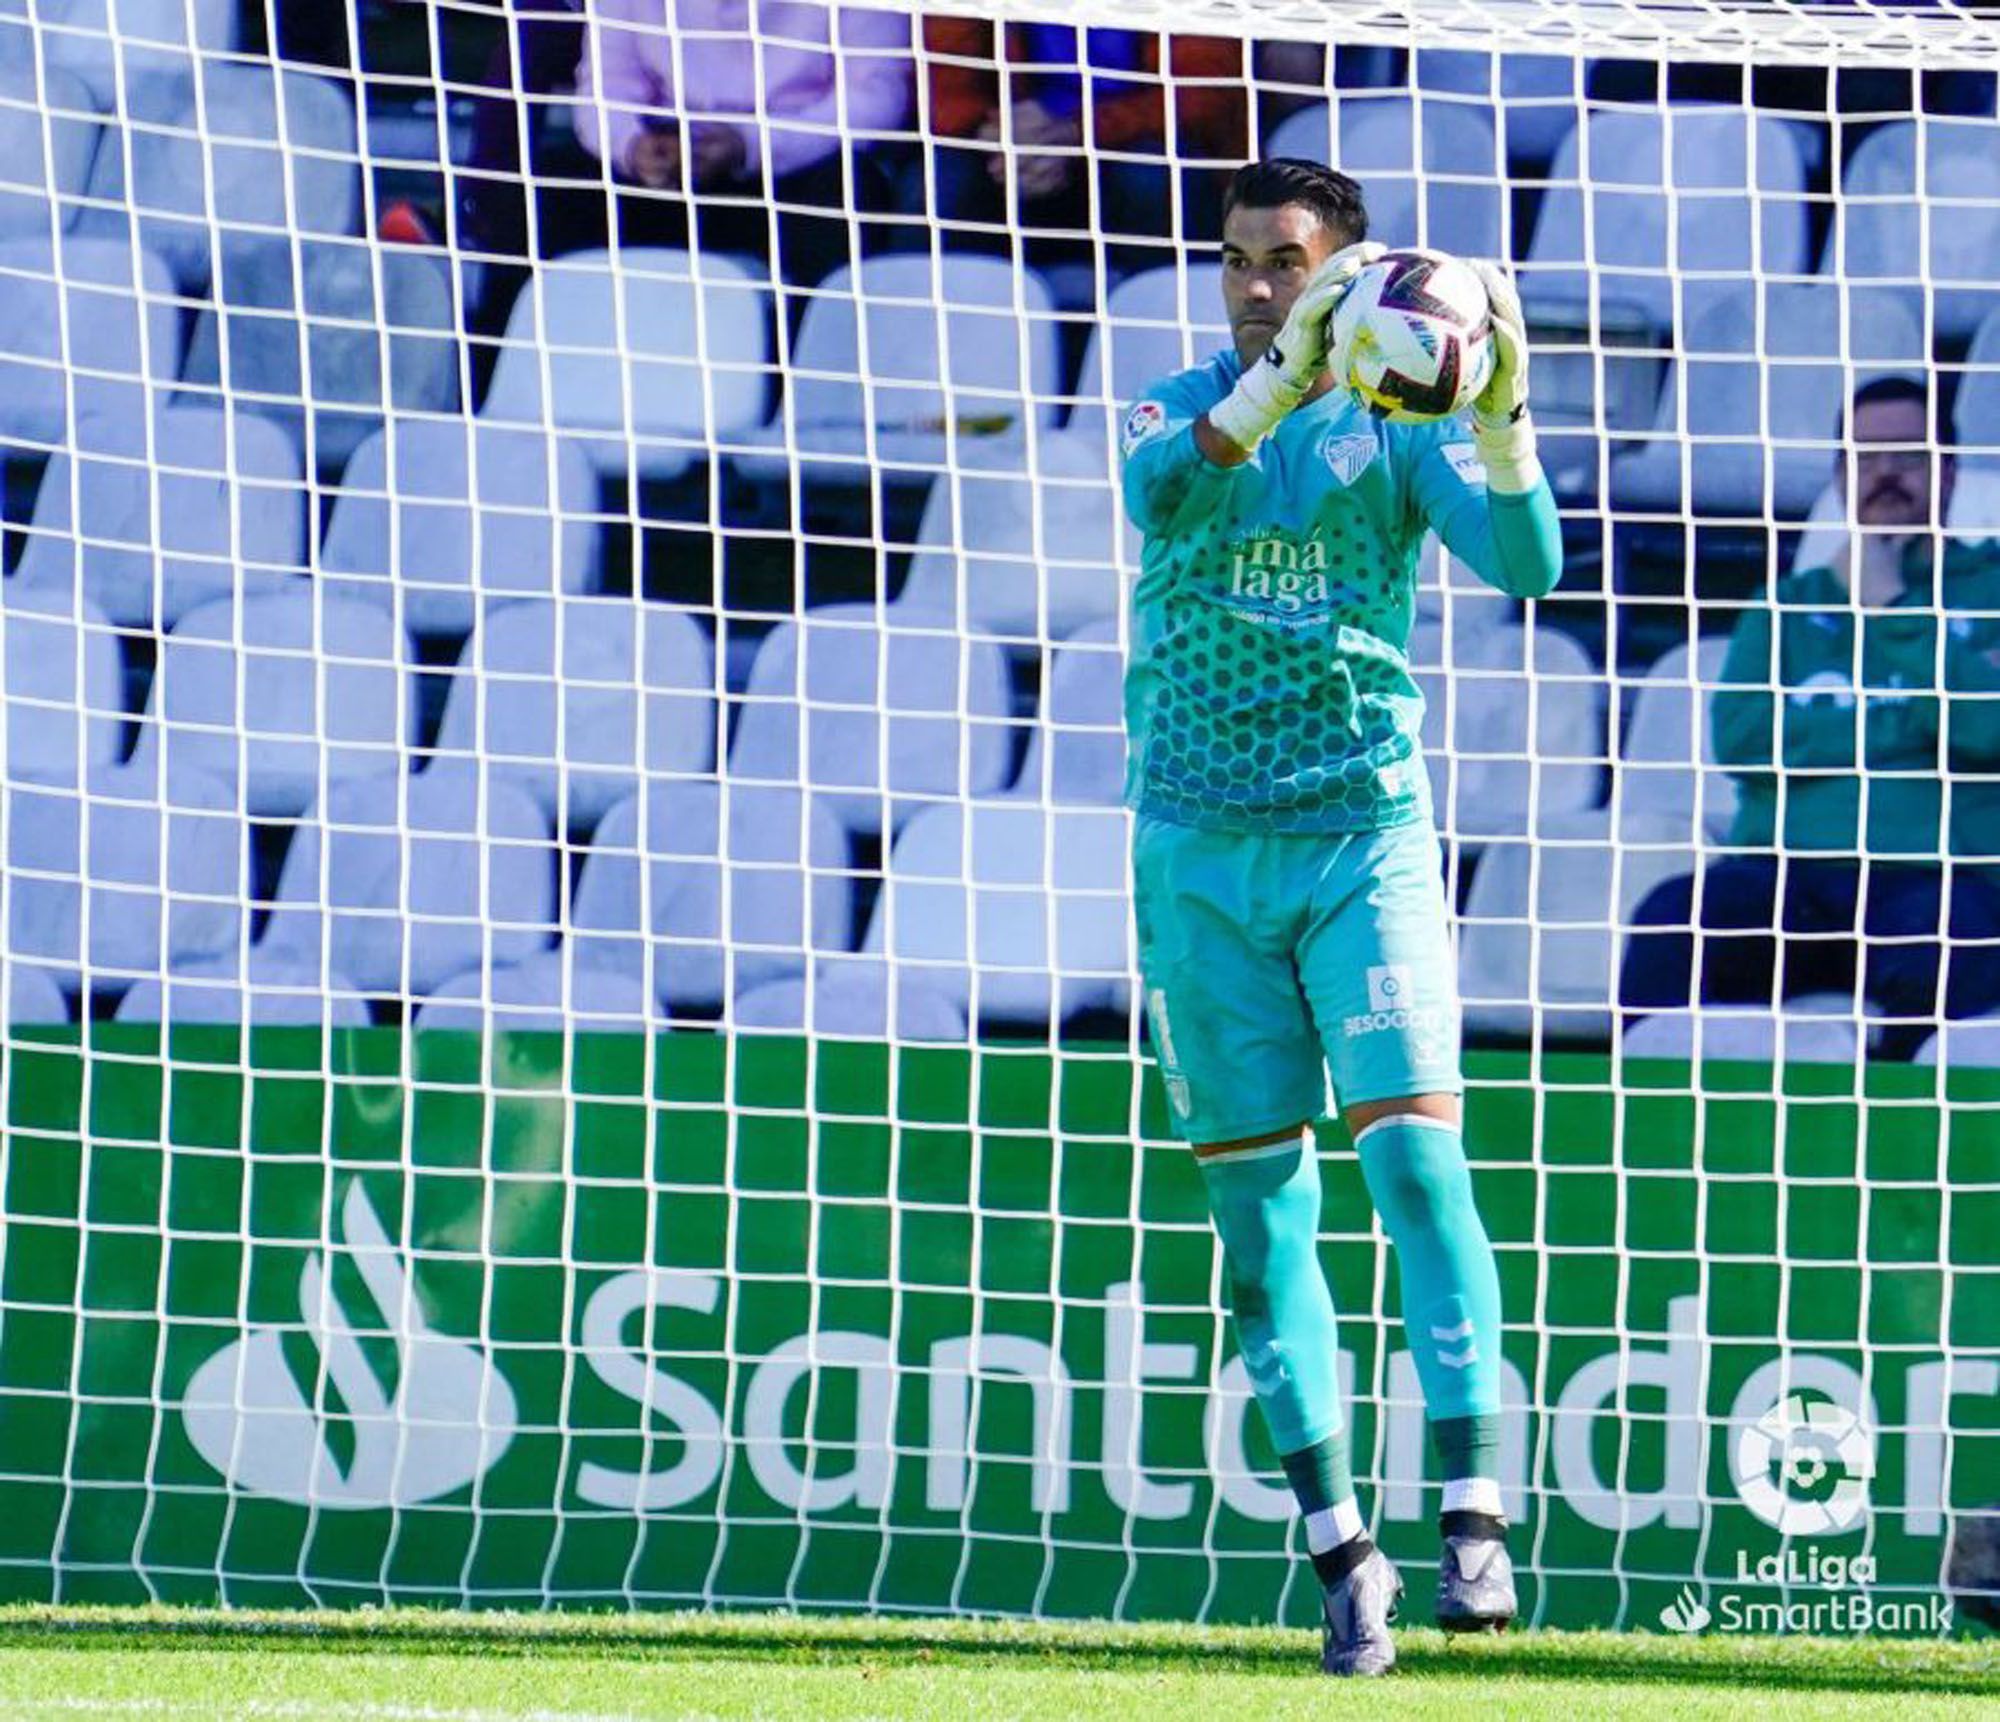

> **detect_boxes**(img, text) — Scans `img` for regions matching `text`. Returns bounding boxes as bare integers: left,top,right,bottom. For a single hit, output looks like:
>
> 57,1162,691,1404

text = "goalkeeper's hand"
1467,259,1541,493
1209,241,1386,453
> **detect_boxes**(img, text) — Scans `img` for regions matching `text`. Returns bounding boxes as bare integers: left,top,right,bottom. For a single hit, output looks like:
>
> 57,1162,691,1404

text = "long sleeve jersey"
1118,351,1564,835
1711,543,2000,861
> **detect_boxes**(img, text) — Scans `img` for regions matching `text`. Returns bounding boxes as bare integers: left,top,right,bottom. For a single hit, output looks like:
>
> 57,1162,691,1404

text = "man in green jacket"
1620,376,2000,1046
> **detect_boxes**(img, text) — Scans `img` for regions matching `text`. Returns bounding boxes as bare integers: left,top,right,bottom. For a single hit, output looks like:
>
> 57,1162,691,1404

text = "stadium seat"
1788,463,2000,576
1520,105,1811,340
0,62,97,241
2,760,242,996
1065,263,1227,447
1610,281,1927,521
1413,50,1580,169
1834,117,2000,345
1616,635,1738,845
1413,619,1605,848
262,763,557,1001
1010,618,1127,807
34,0,238,111
73,60,359,295
131,590,415,818
1913,1014,2000,1069
1263,94,1504,259
113,951,371,1026
432,596,717,835
861,799,1132,1027
6,962,71,1024
730,254,1062,489
570,780,853,1012
727,603,1015,839
321,418,601,638
1620,994,1867,1064
0,235,178,462
412,950,658,1033
1457,808,1697,1040
181,239,460,473
734,965,969,1041
899,429,1130,643
481,246,771,482
1,586,123,783
15,402,307,627
1955,306,2000,466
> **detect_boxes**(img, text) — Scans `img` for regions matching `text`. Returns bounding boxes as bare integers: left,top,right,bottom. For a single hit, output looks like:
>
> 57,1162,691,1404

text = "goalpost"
0,0,1993,1632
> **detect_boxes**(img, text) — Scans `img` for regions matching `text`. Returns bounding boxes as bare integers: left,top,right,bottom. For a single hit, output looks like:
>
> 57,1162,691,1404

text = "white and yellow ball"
1331,248,1494,423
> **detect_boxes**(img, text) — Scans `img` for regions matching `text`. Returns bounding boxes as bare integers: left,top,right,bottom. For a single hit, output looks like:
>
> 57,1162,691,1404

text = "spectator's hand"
688,124,748,190
627,128,683,190
1007,98,1081,202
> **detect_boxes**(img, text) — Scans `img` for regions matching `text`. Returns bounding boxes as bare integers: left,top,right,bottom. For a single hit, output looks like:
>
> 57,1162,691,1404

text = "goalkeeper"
1117,159,1561,1676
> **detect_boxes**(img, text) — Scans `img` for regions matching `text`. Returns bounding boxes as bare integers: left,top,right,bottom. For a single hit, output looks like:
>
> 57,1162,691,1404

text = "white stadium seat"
731,253,1062,488
899,428,1130,643
1010,618,1128,808
1835,117,2000,344
1610,281,1927,521
482,247,771,481
1616,636,1739,846
1264,95,1504,260
3,761,242,996
1621,993,1866,1065
733,965,968,1042
16,402,306,627
413,951,658,1034
322,417,601,638
1458,808,1696,1040
1,587,124,785
114,952,372,1027
728,603,1014,839
571,780,853,1012
432,597,717,835
862,799,1132,1027
1066,263,1227,448
132,591,414,818
262,764,557,1002
1914,1015,2000,1070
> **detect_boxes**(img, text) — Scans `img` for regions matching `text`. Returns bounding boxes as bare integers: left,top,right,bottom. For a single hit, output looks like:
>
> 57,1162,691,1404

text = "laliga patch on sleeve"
1443,443,1487,487
1122,399,1168,454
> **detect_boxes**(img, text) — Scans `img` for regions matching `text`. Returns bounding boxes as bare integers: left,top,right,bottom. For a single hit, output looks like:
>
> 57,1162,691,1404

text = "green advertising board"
1,1025,1994,1632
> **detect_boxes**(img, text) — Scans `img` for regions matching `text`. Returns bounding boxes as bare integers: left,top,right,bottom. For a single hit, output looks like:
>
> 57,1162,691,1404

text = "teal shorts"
1131,814,1462,1144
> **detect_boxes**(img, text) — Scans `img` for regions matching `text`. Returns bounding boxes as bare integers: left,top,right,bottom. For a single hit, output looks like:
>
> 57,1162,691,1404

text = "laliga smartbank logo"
1657,1548,1953,1637
1659,1393,1952,1636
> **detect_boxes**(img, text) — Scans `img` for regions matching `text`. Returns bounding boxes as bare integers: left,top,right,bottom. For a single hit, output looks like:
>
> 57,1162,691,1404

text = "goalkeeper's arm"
1420,260,1564,600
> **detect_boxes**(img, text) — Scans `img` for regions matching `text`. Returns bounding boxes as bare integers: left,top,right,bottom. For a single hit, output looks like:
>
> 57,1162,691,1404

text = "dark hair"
1222,158,1368,247
1836,373,1943,444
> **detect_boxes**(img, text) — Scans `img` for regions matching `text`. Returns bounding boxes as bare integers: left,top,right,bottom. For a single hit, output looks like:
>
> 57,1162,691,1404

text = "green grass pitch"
0,1607,1993,1719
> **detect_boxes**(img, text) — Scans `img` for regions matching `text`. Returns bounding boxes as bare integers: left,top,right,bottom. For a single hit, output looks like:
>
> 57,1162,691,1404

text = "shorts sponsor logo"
1345,963,1455,1060
1122,400,1167,454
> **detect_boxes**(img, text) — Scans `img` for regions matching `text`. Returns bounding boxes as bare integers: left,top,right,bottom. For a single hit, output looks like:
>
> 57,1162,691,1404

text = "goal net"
0,0,1994,1631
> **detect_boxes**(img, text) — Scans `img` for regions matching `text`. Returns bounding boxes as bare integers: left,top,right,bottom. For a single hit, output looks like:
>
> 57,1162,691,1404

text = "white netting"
0,0,1993,1631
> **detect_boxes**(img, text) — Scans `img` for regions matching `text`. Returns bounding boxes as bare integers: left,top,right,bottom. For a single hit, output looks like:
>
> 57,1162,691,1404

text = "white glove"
1467,259,1540,493
1208,241,1387,452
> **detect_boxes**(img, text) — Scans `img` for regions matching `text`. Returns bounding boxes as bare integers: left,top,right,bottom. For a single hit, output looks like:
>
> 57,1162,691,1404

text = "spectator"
907,21,1246,277
573,0,913,291
1620,377,2000,1049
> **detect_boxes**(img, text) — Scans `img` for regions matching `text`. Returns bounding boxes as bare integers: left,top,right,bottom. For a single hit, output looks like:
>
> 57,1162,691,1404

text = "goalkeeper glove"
1209,241,1386,453
1468,259,1541,494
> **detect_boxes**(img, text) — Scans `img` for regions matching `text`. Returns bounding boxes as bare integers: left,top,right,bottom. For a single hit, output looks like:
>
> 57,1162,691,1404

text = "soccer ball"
1332,248,1495,423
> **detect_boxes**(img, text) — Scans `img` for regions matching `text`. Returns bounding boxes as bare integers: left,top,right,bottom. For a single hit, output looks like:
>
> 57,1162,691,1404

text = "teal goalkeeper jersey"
1118,351,1565,835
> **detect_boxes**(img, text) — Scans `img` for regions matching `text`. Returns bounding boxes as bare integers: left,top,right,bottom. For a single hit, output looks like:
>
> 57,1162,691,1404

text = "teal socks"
1197,1136,1346,1455
1354,1116,1504,1438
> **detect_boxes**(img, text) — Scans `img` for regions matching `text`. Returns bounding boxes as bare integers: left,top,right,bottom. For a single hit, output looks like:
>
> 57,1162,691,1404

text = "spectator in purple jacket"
573,0,914,289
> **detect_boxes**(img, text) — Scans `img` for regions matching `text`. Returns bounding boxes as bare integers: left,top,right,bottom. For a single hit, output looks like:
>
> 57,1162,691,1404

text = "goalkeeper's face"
1219,202,1345,365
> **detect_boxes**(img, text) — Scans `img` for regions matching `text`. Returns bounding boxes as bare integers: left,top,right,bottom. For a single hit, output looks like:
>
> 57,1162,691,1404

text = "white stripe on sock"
1442,1476,1504,1517
1303,1497,1366,1554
